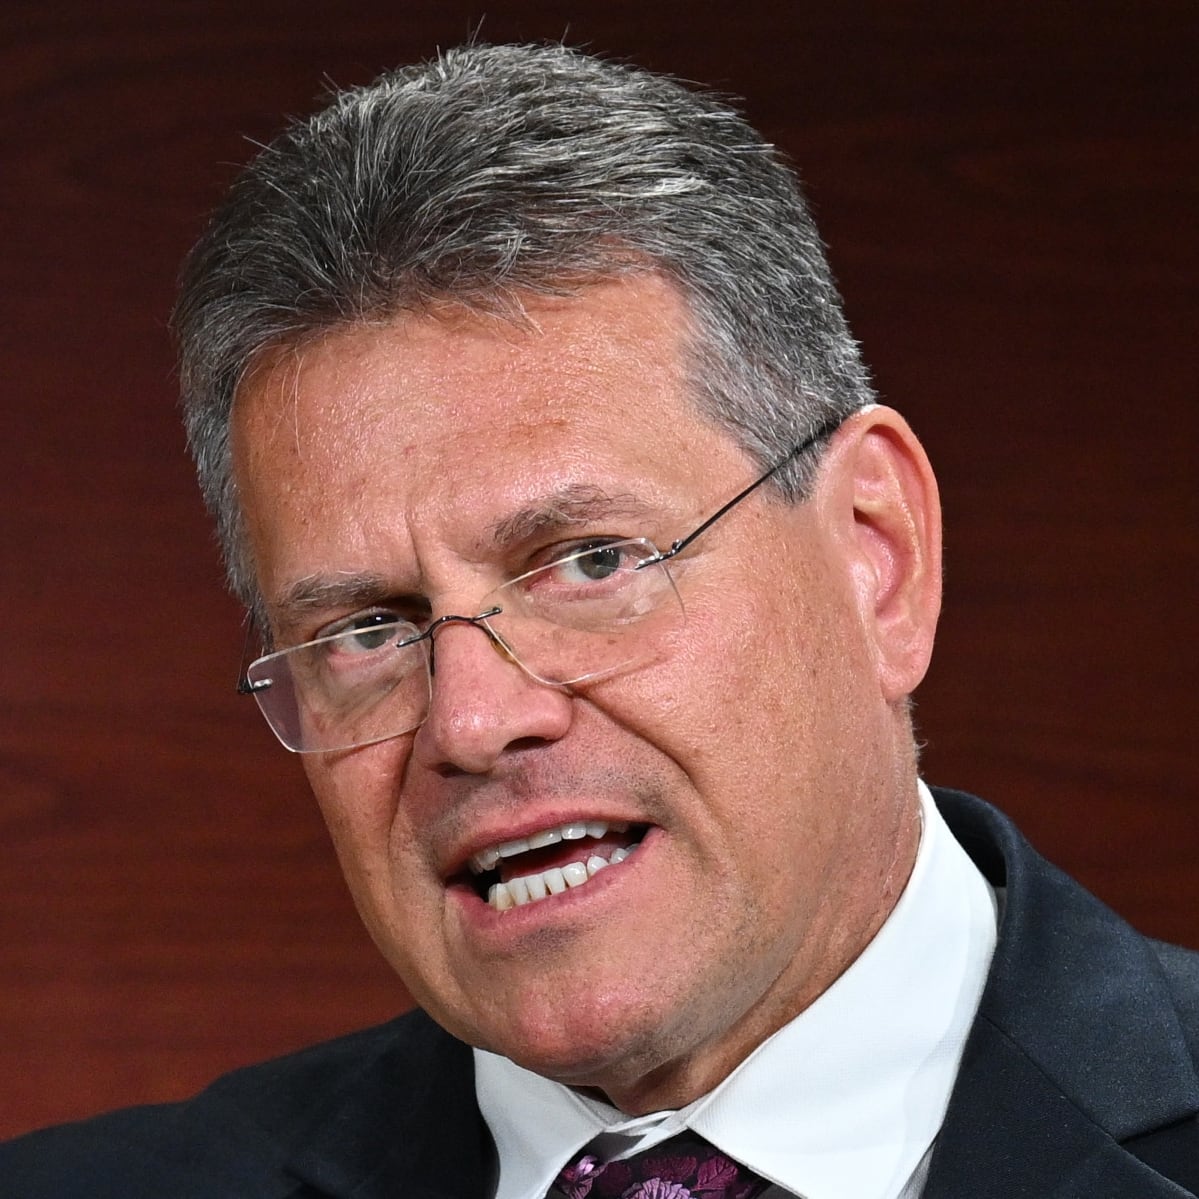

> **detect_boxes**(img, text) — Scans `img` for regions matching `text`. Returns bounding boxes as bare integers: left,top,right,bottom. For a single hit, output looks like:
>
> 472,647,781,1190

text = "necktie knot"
553,1130,770,1198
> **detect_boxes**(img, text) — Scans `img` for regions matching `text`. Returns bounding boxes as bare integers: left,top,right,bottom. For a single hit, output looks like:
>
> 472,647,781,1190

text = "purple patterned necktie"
552,1129,772,1199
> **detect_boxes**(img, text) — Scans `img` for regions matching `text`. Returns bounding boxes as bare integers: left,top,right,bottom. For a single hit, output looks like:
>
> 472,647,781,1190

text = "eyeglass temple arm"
637,416,843,568
236,618,262,695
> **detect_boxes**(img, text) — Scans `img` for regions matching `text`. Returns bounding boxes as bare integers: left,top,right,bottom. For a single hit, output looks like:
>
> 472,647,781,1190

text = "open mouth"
465,819,647,911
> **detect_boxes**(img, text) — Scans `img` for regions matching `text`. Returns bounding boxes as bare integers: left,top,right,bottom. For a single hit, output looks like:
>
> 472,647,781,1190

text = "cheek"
589,583,809,815
671,567,828,744
304,747,415,898
660,561,871,826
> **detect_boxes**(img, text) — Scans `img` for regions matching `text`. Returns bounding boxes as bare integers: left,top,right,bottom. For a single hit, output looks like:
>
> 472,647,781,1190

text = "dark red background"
1,1,1195,1139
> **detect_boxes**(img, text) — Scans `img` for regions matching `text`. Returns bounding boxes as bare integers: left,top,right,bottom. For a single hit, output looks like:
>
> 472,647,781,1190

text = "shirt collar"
475,781,997,1199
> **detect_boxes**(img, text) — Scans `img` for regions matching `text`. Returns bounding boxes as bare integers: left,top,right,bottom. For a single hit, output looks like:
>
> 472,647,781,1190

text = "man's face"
232,274,920,1112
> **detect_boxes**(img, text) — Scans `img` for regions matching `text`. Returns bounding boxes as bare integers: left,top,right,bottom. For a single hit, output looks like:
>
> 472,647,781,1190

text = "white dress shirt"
475,781,998,1199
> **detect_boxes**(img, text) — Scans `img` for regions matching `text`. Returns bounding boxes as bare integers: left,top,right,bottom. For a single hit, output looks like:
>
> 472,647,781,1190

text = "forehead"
233,275,750,502
243,274,701,431
230,275,755,608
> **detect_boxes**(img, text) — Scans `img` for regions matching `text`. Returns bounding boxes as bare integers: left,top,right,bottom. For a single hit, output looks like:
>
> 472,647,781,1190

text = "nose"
411,613,573,775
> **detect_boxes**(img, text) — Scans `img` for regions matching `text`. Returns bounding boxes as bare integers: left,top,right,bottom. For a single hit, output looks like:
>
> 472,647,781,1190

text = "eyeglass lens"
244,539,684,752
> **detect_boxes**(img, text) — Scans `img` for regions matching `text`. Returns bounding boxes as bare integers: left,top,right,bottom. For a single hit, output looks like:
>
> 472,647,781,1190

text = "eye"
495,537,666,630
538,539,655,590
322,612,414,655
559,541,628,583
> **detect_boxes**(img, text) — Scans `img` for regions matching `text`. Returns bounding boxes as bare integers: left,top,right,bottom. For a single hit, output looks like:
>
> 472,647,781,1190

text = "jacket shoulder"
0,1011,459,1198
928,787,1199,1196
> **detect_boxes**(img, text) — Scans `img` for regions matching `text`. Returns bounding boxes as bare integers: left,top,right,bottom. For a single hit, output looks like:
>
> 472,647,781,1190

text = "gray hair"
174,42,876,607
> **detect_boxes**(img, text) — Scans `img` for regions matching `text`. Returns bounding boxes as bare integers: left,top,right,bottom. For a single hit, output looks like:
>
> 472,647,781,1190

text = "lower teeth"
489,845,633,911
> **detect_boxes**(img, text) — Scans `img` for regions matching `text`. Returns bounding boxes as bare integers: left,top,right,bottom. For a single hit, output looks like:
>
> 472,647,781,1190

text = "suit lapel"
925,1019,1194,1197
927,790,1199,1197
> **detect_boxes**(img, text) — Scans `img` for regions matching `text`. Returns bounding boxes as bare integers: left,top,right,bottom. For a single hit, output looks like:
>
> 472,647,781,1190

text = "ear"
815,406,942,703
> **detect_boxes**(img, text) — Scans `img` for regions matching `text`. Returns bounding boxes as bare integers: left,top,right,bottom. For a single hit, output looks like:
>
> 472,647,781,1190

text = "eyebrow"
269,572,398,638
486,484,656,549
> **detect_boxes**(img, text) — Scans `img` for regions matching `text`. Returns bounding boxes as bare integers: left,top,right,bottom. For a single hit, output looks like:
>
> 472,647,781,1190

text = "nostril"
428,734,557,779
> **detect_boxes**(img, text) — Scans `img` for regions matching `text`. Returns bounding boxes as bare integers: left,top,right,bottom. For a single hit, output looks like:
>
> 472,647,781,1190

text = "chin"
490,987,712,1103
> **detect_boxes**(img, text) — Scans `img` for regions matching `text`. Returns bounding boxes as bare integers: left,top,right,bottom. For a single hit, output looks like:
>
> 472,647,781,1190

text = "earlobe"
817,407,942,703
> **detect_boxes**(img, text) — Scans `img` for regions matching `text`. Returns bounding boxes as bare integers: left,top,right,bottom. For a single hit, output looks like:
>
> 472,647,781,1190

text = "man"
4,41,1197,1198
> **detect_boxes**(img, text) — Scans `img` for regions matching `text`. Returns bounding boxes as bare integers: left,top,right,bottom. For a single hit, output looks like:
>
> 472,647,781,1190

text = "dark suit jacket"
4,789,1198,1197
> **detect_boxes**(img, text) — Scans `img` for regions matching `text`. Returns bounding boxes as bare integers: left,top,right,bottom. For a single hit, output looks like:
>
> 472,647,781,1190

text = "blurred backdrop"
1,0,1195,1139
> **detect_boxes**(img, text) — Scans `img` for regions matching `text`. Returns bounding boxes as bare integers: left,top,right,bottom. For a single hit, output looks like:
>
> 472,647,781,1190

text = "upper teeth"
468,820,629,874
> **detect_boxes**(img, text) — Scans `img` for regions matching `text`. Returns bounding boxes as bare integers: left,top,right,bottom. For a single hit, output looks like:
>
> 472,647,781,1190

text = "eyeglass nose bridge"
415,606,517,676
